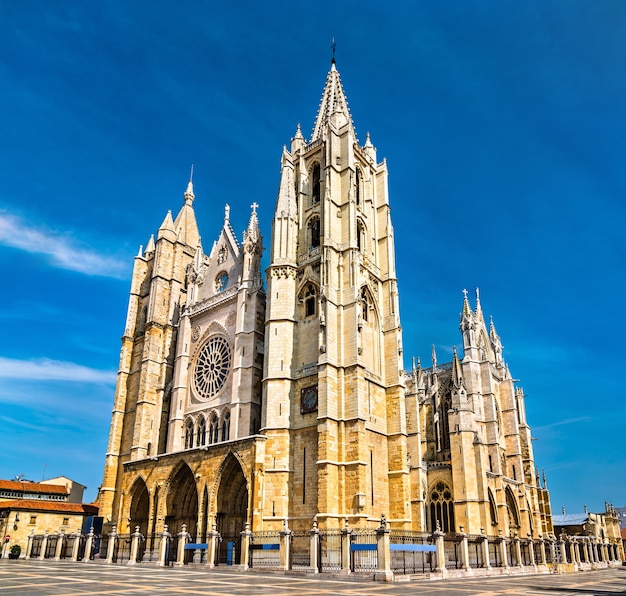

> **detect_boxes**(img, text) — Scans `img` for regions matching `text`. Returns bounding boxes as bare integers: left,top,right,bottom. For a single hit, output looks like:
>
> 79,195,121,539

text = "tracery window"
429,481,455,533
355,167,361,206
184,419,194,449
311,163,321,204
193,336,232,399
209,414,219,444
221,411,230,441
197,416,206,446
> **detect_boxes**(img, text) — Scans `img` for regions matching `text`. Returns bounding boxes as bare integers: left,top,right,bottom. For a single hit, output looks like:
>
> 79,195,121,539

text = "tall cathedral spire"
311,60,355,141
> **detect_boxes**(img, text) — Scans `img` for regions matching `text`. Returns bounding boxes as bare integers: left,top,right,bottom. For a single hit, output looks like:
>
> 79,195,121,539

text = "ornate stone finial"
436,520,441,532
331,36,336,64
562,506,566,515
379,513,387,529
462,288,468,300
431,344,437,371
584,504,588,514
224,204,230,223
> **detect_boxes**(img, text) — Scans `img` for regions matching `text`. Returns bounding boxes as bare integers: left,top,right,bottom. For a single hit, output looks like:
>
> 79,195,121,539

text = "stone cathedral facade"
99,60,553,552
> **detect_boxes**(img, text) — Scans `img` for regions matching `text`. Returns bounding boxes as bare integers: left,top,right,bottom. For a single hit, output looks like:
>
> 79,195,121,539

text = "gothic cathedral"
99,60,553,550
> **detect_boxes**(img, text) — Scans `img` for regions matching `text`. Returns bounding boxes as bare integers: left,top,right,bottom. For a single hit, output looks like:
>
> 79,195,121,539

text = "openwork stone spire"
311,61,355,141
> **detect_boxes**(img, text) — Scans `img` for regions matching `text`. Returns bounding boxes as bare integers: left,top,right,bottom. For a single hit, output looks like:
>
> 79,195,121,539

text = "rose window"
193,336,232,399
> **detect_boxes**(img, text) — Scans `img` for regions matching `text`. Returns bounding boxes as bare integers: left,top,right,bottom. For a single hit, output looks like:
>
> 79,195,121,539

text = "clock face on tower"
300,385,318,414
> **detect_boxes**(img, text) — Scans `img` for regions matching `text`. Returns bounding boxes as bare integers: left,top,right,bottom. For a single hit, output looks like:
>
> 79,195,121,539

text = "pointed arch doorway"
165,464,199,539
215,454,248,564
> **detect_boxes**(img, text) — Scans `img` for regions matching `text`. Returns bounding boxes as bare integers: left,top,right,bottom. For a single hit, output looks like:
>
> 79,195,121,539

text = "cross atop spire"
331,37,336,64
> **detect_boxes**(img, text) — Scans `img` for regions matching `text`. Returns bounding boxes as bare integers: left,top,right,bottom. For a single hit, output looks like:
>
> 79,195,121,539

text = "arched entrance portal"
216,454,248,564
165,464,198,539
129,478,150,535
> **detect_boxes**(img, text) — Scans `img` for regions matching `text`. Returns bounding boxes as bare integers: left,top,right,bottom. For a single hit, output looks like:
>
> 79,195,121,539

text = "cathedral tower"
262,60,410,529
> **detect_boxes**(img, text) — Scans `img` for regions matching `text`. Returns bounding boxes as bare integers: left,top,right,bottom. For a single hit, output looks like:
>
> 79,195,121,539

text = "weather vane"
331,37,336,62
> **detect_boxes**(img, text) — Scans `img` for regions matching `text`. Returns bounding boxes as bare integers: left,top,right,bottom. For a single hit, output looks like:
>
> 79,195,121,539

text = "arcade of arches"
123,445,254,541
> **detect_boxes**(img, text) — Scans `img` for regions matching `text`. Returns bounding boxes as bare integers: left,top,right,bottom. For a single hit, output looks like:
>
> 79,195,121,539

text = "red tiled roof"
0,480,68,495
621,527,626,540
0,500,98,515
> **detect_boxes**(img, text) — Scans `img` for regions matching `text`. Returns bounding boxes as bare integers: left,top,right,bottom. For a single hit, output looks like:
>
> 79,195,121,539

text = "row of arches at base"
127,454,248,559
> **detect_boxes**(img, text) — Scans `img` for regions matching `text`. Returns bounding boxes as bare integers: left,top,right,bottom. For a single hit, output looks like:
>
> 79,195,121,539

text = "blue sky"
0,2,624,513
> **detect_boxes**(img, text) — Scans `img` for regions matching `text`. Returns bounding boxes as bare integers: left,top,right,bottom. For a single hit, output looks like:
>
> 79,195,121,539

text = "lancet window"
221,411,230,441
184,419,194,449
196,416,206,446
311,163,321,204
209,414,219,444
304,284,317,318
309,217,320,249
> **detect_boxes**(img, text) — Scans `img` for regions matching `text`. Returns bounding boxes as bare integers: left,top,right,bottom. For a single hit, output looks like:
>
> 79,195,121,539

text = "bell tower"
262,60,410,529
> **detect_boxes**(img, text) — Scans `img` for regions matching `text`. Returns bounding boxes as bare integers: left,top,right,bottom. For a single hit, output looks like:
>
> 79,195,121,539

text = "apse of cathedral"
98,59,553,546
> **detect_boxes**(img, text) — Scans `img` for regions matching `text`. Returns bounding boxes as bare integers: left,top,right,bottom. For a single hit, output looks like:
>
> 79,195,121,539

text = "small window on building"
304,285,316,317
62,517,69,526
29,516,37,525
221,411,231,441
184,419,194,449
209,414,219,444
309,218,320,249
311,163,321,204
355,167,361,206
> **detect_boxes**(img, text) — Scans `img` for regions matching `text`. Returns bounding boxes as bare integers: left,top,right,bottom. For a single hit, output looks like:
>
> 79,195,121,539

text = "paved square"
0,560,625,596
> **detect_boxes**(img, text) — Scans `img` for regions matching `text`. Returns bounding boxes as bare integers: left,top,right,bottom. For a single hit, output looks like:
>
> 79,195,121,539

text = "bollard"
175,524,189,567
240,522,253,570
459,526,470,571
25,531,35,560
309,519,321,573
71,533,81,562
39,530,49,561
54,530,65,561
206,523,219,568
375,514,393,581
480,529,491,571
158,525,171,567
83,527,95,563
106,526,117,564
279,519,292,571
341,519,352,573
498,531,508,568
128,526,142,565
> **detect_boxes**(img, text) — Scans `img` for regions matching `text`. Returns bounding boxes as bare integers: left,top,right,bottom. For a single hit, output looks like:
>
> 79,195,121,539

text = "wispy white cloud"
533,416,591,432
0,357,116,384
0,211,127,278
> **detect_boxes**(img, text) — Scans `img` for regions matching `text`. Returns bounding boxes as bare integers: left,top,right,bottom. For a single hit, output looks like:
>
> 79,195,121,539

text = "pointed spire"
474,287,484,323
137,245,143,257
173,177,200,247
275,148,297,218
452,346,463,388
244,202,261,246
184,165,195,205
145,234,155,254
431,344,437,371
311,60,355,141
158,211,175,239
291,123,305,153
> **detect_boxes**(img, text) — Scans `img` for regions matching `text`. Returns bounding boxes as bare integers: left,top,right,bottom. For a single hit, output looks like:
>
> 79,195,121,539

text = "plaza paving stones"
0,560,625,596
